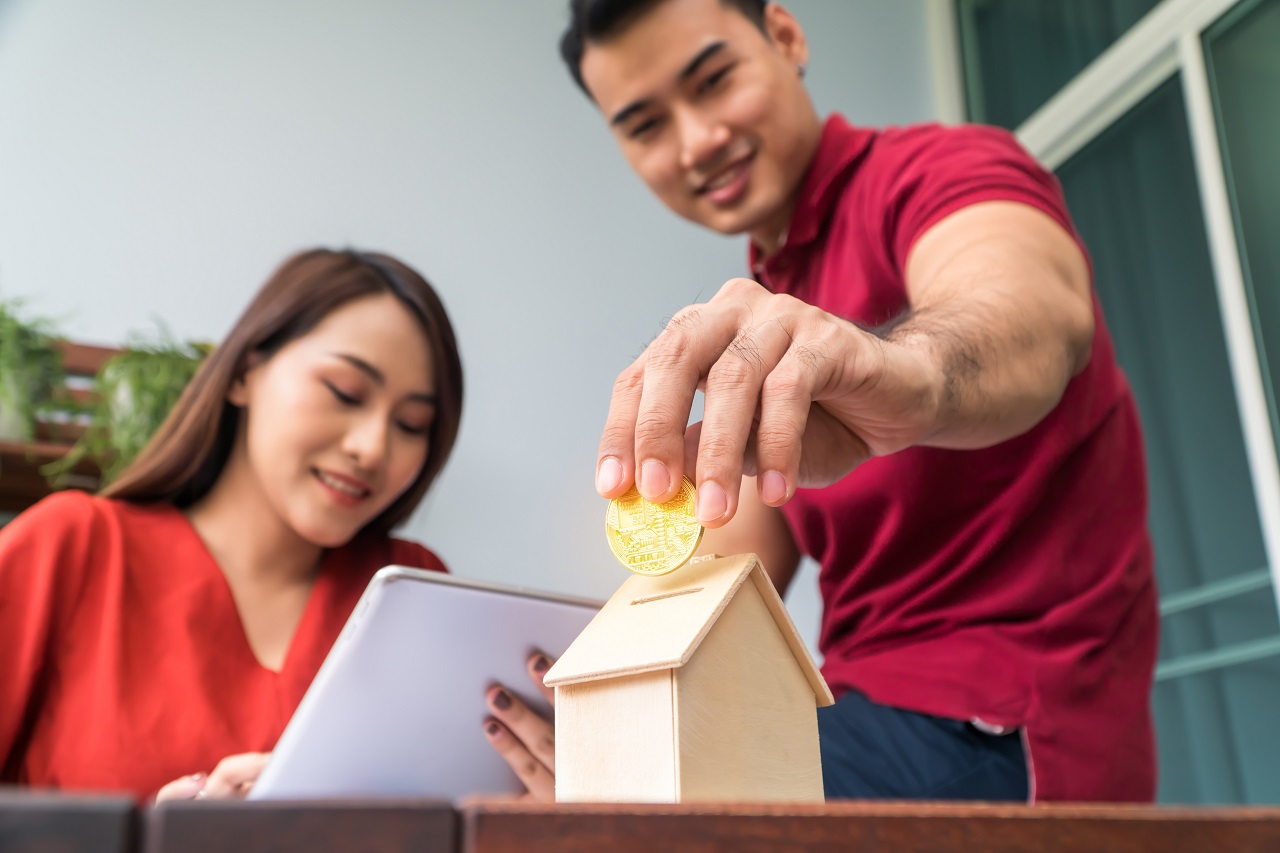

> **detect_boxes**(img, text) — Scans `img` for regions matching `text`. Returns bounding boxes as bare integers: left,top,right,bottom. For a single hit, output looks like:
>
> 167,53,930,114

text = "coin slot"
630,587,704,606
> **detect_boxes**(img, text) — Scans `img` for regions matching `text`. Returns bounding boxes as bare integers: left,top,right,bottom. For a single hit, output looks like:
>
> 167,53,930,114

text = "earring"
797,63,807,79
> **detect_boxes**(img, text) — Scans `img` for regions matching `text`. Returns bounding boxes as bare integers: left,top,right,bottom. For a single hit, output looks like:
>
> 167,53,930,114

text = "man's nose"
676,107,730,173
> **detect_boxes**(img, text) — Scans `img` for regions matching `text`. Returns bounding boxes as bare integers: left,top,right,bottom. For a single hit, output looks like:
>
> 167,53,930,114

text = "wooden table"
145,799,456,853
146,799,455,850
6,794,1280,852
0,789,136,853
460,800,1280,853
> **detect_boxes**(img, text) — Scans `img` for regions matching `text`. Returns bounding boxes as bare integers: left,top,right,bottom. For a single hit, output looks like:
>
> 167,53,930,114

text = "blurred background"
0,0,1277,804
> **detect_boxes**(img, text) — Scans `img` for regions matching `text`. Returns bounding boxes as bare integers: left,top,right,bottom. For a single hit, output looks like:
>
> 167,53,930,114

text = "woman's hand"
483,653,556,802
155,752,271,802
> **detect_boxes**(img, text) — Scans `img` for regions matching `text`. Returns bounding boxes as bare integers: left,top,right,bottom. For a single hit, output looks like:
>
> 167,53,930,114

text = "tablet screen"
250,566,601,800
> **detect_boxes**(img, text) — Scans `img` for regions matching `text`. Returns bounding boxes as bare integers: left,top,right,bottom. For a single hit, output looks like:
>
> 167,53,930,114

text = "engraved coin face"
605,476,705,576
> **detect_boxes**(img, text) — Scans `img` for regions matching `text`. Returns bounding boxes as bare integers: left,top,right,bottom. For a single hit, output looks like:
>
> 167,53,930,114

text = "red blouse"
0,491,445,800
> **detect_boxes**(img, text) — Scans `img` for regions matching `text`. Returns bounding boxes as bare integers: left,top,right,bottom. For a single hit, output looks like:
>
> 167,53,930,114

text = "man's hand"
155,752,271,802
595,202,1094,529
483,653,556,802
596,277,940,526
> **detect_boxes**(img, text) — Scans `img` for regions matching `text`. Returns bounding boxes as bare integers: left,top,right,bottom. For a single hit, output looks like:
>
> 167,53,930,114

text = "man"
484,0,1157,803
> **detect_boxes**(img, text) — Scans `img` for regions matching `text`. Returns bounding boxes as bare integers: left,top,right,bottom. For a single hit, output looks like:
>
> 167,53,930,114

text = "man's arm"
595,200,1095,527
891,199,1094,449
698,476,801,596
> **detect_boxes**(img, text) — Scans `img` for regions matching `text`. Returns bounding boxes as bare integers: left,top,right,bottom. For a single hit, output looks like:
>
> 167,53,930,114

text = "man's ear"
763,3,809,69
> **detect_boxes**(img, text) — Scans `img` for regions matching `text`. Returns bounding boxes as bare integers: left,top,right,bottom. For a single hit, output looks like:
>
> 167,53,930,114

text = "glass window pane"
1206,0,1280,473
957,0,1161,129
1056,75,1280,804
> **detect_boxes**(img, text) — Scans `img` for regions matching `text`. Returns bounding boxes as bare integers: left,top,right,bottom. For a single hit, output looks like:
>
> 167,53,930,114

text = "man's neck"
749,202,795,260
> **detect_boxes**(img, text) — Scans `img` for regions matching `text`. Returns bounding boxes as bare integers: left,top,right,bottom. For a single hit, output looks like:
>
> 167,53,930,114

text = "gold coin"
605,476,705,576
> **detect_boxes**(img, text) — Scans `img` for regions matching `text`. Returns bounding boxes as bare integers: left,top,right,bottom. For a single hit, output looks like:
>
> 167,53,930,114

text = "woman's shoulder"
2,490,112,538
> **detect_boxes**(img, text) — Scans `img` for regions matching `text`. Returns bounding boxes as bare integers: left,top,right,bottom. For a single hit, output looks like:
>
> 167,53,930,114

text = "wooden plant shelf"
0,340,120,516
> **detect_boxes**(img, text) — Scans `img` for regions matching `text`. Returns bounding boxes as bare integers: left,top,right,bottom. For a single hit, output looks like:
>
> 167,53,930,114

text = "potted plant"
46,326,212,485
0,298,65,442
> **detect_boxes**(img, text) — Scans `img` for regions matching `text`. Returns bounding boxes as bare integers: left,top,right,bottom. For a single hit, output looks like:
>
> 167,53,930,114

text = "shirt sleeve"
0,492,98,777
880,123,1081,276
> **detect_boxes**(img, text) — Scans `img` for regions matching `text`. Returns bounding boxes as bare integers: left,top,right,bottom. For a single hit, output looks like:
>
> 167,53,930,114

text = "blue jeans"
817,690,1030,801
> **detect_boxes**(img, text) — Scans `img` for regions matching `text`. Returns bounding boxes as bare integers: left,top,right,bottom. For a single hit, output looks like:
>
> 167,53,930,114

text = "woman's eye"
323,381,360,406
397,421,430,437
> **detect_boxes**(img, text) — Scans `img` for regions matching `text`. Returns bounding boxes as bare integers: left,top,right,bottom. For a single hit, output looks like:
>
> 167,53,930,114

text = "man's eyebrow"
331,352,438,405
609,41,727,127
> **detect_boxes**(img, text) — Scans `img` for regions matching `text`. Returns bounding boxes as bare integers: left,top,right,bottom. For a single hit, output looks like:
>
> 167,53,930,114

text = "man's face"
580,0,820,246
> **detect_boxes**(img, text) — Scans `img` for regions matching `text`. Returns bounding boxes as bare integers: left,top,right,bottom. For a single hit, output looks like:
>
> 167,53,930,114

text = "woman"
0,248,464,801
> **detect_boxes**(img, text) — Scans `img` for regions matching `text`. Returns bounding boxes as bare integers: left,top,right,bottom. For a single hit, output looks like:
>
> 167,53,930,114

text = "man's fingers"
695,313,795,526
483,719,555,803
528,653,556,706
753,349,817,505
486,686,555,772
597,356,647,498
632,297,754,503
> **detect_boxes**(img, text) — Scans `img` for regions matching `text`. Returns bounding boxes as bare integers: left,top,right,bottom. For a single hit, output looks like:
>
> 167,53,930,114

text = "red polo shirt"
750,116,1158,802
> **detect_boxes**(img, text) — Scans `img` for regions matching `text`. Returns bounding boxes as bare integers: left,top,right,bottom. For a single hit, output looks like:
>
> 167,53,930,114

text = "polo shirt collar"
749,114,874,269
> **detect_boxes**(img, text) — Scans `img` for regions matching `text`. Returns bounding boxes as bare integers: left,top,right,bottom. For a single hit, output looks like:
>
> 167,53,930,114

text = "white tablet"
248,565,601,800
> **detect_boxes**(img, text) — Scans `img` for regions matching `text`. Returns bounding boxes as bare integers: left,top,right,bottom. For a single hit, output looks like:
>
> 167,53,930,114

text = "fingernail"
639,460,670,500
492,689,512,710
484,721,500,737
532,655,550,674
696,482,728,524
761,470,788,505
596,457,624,494
186,773,207,782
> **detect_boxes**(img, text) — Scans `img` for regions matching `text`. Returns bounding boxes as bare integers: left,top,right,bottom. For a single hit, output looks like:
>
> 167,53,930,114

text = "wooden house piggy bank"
544,553,834,803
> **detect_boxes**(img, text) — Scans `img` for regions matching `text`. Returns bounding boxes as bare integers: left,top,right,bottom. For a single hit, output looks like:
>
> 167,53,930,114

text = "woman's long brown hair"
102,248,464,537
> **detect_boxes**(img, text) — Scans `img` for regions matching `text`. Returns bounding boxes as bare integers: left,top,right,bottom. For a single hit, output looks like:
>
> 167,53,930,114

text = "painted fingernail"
596,457,624,494
761,470,788,505
532,655,550,674
492,689,512,710
639,460,670,500
696,482,728,524
484,721,500,737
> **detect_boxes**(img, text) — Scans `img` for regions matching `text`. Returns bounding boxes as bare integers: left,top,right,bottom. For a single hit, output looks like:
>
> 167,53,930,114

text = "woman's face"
229,292,437,548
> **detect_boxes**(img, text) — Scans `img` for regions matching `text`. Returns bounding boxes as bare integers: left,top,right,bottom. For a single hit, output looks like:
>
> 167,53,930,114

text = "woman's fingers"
528,653,555,706
483,716,555,803
485,686,555,772
201,752,271,799
155,772,207,803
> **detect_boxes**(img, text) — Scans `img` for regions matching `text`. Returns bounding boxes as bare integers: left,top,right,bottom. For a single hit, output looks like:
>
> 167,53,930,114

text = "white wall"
0,0,937,656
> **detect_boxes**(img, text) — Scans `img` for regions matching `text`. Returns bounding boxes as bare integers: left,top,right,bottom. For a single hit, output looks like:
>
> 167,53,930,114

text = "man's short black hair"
560,0,768,95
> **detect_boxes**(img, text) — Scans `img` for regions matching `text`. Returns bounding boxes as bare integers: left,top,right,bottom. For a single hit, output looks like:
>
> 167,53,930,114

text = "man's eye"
323,381,359,405
698,66,733,94
629,117,661,139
